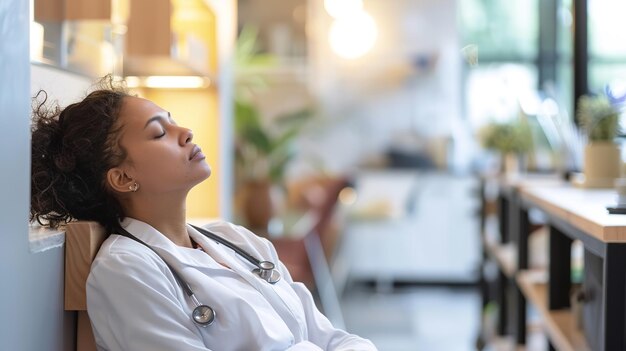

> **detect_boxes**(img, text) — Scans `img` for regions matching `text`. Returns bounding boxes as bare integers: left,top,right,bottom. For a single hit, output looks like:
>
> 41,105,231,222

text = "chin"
202,164,212,178
197,164,212,181
185,163,211,187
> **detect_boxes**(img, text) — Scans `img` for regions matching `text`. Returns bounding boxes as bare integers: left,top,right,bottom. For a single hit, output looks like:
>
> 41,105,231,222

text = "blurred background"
4,0,626,350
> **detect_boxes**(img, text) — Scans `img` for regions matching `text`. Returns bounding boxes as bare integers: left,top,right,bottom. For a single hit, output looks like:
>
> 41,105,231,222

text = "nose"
180,128,193,146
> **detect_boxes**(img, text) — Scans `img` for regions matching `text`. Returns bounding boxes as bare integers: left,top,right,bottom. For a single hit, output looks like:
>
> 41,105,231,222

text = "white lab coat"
86,217,377,351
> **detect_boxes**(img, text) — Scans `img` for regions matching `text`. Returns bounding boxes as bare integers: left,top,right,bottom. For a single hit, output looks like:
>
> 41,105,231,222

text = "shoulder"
87,234,184,307
89,235,171,283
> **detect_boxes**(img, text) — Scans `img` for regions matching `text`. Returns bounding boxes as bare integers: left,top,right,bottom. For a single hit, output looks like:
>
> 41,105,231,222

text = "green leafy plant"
234,101,312,183
576,94,620,142
235,26,277,99
480,119,532,154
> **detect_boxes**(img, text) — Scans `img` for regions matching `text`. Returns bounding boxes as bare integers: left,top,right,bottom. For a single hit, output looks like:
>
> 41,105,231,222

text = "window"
588,0,626,93
459,0,539,127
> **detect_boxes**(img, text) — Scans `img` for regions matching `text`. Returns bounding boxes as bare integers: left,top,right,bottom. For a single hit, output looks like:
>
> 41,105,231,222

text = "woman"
31,79,376,351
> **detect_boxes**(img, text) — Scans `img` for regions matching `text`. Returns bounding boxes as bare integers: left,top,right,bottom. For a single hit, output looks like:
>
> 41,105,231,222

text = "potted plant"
234,99,312,230
576,94,621,188
233,25,313,230
480,119,533,175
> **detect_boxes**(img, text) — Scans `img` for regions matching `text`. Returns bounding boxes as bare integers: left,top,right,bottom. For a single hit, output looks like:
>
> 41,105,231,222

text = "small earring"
129,182,139,192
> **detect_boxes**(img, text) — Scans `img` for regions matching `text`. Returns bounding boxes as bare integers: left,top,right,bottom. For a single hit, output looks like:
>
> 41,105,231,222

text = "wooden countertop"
497,173,564,195
521,185,626,242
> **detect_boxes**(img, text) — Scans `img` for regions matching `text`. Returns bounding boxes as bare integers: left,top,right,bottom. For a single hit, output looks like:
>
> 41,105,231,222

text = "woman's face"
115,96,211,195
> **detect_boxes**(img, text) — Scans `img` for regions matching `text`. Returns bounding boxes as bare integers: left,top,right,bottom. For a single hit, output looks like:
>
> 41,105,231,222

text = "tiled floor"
340,283,482,351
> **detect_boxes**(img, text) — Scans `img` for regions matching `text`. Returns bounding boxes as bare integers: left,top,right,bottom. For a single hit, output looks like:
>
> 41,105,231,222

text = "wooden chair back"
65,221,107,351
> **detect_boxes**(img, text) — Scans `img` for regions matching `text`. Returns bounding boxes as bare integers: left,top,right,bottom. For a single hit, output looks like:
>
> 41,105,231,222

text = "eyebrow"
143,112,171,129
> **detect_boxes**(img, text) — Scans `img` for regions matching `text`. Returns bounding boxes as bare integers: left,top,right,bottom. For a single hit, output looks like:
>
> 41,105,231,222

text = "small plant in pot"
480,119,533,175
576,94,621,188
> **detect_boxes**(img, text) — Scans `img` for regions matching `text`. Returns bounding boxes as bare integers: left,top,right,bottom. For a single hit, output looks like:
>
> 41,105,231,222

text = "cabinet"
35,0,114,21
338,171,481,287
33,0,126,76
124,0,216,79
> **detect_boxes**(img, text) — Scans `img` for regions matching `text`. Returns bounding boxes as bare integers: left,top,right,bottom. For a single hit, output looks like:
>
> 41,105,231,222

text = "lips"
189,145,202,160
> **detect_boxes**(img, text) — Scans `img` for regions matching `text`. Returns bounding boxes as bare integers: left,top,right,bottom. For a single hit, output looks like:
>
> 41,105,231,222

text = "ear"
106,167,135,193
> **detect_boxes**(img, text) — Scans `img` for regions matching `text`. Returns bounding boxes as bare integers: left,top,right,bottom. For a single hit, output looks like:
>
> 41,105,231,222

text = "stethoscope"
115,224,281,327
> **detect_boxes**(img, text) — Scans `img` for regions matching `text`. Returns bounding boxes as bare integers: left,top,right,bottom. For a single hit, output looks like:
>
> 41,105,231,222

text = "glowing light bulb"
329,12,377,59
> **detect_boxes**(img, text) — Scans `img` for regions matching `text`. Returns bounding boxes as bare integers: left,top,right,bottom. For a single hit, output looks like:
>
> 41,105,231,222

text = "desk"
485,176,626,351
520,186,626,351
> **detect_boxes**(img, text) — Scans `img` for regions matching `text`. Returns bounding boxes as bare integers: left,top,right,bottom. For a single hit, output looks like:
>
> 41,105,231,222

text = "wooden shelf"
516,270,590,351
484,237,517,278
487,331,547,351
488,336,522,351
486,325,547,351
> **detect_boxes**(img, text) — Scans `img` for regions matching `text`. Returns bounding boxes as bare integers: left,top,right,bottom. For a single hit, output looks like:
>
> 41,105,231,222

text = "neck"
123,191,193,248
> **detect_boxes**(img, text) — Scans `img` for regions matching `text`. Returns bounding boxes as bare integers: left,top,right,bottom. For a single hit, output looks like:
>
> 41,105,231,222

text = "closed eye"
154,131,166,139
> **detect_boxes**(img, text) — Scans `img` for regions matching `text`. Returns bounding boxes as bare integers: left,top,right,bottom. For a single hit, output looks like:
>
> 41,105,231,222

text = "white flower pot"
505,153,519,175
503,153,523,177
582,142,621,188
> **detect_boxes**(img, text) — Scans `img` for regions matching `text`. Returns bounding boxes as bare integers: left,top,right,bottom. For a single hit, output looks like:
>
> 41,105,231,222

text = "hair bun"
30,82,129,231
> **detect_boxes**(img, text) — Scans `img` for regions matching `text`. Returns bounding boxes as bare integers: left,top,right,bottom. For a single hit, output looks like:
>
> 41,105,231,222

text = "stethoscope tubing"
113,223,281,327
189,224,262,266
189,224,281,284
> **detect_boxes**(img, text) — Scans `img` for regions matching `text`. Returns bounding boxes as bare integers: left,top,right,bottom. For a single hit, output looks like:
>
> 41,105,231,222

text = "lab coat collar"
118,218,272,291
118,217,216,269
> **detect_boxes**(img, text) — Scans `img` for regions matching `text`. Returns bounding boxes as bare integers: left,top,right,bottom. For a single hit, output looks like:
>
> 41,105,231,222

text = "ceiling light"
124,76,209,89
329,12,377,59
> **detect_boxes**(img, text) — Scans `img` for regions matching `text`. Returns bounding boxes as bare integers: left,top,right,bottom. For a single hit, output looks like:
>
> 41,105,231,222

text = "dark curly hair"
30,77,131,232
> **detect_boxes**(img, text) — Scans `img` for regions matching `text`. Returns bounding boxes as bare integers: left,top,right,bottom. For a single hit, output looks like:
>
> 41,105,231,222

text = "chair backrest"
65,221,107,351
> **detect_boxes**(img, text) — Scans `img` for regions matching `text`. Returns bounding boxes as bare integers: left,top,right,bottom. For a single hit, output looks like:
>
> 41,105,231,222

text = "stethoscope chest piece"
253,260,281,284
192,304,216,327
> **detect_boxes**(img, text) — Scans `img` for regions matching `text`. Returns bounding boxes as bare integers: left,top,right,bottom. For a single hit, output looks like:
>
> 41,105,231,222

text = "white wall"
0,1,95,347
0,1,75,350
31,64,93,106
